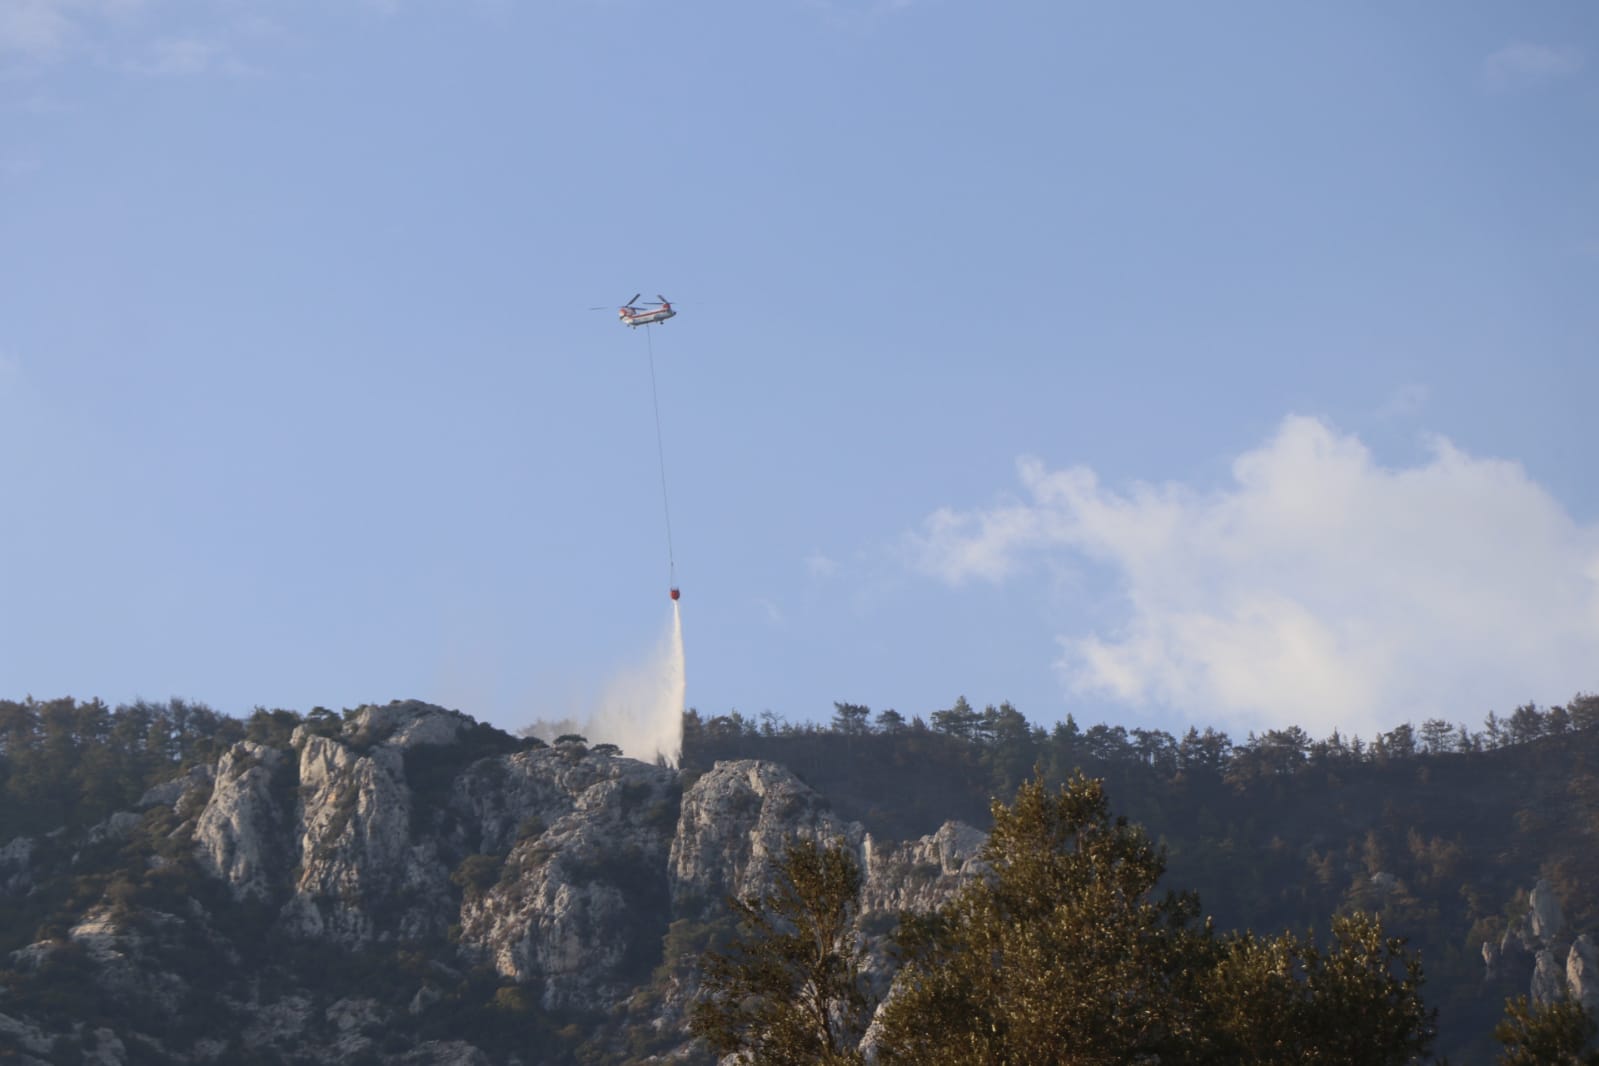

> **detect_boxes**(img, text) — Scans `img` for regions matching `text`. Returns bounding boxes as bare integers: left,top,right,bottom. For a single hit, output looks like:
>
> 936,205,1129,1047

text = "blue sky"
3,1,1596,745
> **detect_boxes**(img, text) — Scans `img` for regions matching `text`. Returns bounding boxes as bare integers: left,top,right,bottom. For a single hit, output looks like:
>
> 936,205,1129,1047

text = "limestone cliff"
0,702,978,1065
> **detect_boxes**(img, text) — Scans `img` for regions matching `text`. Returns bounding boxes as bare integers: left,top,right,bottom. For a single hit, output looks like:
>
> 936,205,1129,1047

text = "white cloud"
1484,42,1584,91
909,415,1599,739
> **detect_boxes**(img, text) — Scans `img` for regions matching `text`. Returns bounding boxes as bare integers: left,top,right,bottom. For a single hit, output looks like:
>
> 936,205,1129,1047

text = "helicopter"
615,294,676,328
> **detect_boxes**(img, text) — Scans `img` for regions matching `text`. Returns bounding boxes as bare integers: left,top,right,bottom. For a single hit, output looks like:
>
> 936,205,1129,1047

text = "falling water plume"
560,602,685,766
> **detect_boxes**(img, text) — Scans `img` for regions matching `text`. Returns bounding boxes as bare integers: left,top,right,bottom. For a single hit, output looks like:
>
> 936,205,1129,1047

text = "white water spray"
531,603,685,765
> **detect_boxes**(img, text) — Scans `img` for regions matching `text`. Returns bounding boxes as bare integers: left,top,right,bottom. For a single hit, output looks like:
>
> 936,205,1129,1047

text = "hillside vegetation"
0,693,1594,1063
683,694,1599,1062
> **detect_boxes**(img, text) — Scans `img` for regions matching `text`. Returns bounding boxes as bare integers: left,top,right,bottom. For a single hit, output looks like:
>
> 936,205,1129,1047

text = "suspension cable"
645,325,676,590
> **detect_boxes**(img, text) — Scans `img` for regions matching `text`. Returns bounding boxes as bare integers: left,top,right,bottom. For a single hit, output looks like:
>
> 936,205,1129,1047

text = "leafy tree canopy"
874,772,1436,1066
1494,995,1599,1065
690,837,873,1065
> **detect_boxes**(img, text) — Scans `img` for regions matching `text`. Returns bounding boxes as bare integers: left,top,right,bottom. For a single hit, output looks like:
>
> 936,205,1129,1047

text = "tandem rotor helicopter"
612,294,676,329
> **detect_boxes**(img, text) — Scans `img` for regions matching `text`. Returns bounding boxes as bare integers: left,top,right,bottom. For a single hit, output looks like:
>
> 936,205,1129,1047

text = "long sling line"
645,325,677,591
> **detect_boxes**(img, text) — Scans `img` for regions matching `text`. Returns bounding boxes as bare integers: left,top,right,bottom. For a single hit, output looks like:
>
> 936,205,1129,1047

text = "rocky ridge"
0,701,980,1064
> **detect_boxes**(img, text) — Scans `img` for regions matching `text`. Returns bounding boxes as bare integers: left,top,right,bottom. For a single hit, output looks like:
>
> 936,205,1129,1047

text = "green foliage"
877,773,1210,1064
683,696,1599,1060
874,772,1435,1066
0,696,242,841
450,853,506,898
245,707,302,747
691,837,872,1065
1494,995,1599,1065
1203,912,1435,1063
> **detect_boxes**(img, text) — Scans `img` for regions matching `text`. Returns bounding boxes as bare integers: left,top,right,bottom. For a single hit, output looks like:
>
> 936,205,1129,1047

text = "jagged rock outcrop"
1533,948,1567,1005
669,760,861,916
1529,878,1565,945
280,730,448,943
1482,937,1501,981
456,749,679,1009
1482,878,1597,1017
1570,933,1599,1015
859,820,985,916
193,740,287,902
0,704,995,1064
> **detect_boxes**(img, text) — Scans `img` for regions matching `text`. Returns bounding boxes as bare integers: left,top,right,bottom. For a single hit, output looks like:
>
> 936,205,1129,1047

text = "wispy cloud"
1484,42,1584,91
908,415,1599,739
2,0,264,76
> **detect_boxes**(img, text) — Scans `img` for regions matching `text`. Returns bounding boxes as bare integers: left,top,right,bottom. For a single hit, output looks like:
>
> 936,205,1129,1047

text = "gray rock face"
860,820,985,917
456,749,679,1009
334,700,475,751
1569,934,1599,1015
193,741,287,902
1,706,1003,1063
280,733,450,944
1532,948,1567,1006
669,760,861,916
1528,878,1565,945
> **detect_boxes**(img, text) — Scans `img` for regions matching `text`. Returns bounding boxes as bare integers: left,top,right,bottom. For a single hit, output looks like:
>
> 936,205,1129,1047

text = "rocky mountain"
0,701,980,1065
3,697,1595,1064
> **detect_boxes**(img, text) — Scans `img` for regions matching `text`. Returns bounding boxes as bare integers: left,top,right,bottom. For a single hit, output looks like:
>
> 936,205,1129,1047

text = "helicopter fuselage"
620,305,676,328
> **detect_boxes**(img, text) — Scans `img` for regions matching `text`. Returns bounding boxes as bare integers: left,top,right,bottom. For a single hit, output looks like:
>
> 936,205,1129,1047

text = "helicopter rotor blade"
656,294,669,304
626,293,641,306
